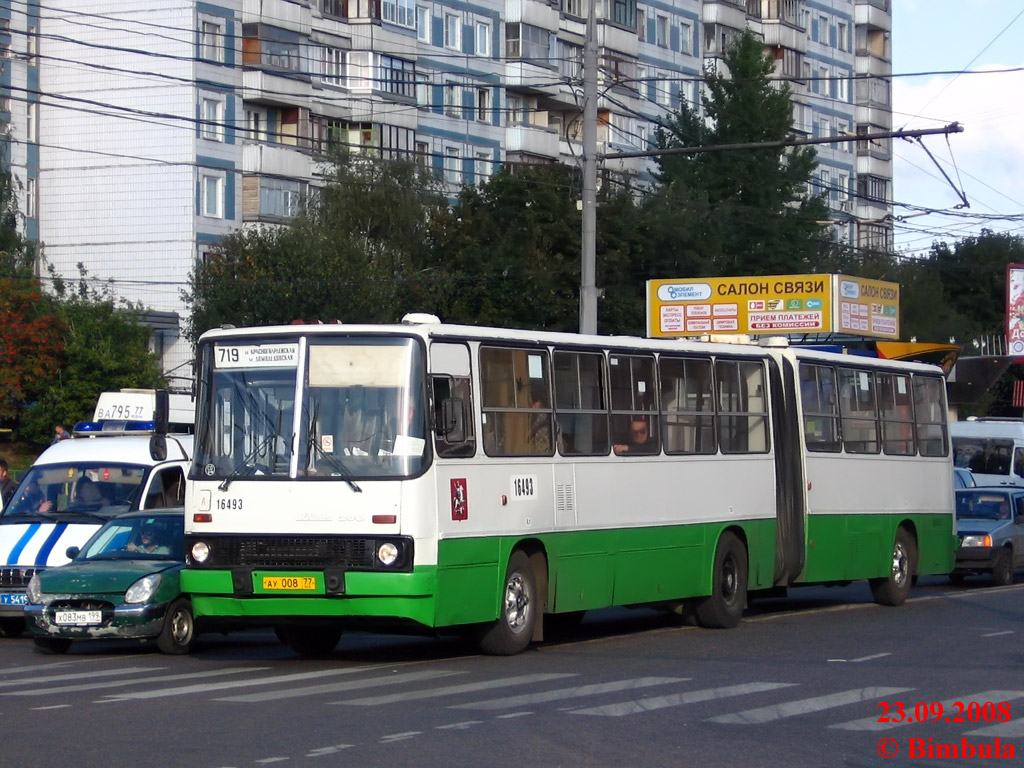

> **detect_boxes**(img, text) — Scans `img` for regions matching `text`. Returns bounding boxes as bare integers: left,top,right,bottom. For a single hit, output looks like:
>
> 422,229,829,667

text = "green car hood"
38,560,184,595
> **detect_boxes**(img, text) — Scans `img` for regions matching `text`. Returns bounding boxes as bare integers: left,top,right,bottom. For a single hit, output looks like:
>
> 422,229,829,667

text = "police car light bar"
72,420,156,436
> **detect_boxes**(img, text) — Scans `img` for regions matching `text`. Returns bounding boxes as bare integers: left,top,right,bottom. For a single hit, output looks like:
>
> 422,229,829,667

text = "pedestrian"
52,424,70,444
0,459,16,506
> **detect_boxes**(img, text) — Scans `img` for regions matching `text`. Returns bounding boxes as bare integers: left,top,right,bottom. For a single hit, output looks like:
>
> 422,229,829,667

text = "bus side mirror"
153,390,169,436
149,434,167,462
439,398,466,442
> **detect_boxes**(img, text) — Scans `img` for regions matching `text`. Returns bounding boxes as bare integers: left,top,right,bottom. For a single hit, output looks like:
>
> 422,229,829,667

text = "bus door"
771,355,806,585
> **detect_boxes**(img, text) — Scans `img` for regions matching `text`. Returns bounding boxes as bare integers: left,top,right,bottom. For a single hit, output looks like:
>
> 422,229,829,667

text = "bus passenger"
614,418,657,455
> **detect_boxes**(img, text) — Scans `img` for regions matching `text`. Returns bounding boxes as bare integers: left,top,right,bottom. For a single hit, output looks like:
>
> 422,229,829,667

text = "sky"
890,0,1024,256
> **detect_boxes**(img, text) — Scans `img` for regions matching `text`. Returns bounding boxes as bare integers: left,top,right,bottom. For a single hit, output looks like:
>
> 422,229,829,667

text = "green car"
24,509,194,654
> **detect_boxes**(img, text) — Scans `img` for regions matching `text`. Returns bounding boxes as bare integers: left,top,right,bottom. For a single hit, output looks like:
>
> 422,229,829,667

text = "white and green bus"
179,315,956,656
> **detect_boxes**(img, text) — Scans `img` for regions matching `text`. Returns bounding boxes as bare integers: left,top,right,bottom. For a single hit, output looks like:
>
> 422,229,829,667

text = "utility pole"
579,0,599,335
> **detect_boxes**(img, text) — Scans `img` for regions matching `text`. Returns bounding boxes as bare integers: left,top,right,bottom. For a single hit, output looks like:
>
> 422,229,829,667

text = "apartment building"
0,0,892,376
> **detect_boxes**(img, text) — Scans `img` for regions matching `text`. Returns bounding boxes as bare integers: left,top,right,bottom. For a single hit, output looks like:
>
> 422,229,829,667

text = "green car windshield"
77,515,184,561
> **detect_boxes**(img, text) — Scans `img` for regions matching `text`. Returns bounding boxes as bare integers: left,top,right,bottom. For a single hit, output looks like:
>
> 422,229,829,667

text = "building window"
444,81,461,117
655,71,671,106
320,46,345,85
200,19,224,63
26,178,36,218
444,14,461,50
260,177,304,218
245,108,266,142
382,0,415,28
27,25,38,64
505,23,552,62
444,147,461,184
837,21,848,51
507,94,526,126
243,24,301,72
476,151,492,185
610,0,636,29
201,173,225,218
415,140,430,168
656,15,668,48
636,9,646,42
27,102,38,142
557,40,582,80
201,97,224,141
416,8,431,42
680,22,692,55
347,51,373,90
564,0,583,18
476,87,491,122
476,22,490,57
380,55,417,98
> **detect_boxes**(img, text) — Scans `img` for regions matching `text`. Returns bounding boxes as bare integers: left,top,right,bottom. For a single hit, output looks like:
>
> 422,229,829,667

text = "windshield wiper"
219,432,288,491
305,406,361,493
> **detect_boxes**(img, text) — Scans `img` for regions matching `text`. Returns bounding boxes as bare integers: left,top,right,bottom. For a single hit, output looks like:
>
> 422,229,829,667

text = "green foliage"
18,265,162,443
649,29,835,276
184,153,447,340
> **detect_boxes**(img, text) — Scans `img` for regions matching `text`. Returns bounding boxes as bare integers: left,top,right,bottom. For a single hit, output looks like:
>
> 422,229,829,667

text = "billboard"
1007,263,1024,356
647,274,900,340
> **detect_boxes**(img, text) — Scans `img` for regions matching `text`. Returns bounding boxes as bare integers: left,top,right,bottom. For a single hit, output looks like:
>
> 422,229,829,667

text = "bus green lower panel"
800,513,954,583
183,568,439,627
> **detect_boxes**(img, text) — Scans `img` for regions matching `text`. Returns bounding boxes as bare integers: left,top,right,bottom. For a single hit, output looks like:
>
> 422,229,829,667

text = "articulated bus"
179,315,955,656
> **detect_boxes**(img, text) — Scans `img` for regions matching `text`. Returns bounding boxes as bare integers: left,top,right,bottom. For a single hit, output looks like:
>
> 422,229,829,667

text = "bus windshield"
1,463,145,521
193,335,428,481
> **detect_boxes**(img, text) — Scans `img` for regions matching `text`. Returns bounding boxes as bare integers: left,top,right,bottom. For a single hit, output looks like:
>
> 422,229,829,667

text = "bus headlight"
191,541,211,564
377,542,400,567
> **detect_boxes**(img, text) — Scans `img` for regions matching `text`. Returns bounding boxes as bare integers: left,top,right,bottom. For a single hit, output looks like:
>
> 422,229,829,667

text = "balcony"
242,143,313,178
855,0,891,33
505,125,559,159
702,0,748,30
760,20,806,51
242,69,312,106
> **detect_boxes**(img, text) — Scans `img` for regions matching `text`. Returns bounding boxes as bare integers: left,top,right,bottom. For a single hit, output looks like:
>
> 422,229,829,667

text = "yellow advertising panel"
647,275,832,337
832,274,900,339
647,273,900,340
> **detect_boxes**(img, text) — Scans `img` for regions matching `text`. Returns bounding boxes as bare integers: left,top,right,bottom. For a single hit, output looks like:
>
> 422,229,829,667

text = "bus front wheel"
279,625,343,657
695,532,747,629
870,527,916,606
478,551,537,656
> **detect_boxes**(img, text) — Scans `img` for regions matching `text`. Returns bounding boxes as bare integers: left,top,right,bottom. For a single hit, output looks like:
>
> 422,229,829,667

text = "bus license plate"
262,576,317,591
55,610,102,626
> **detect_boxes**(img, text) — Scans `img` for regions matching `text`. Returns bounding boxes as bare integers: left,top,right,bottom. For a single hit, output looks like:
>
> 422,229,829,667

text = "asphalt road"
1,577,1021,768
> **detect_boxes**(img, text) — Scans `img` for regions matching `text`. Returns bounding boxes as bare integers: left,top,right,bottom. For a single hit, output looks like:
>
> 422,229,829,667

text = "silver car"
953,488,1024,586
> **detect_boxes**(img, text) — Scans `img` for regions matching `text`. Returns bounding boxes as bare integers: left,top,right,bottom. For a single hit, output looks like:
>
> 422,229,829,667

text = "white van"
0,395,192,637
950,418,1024,488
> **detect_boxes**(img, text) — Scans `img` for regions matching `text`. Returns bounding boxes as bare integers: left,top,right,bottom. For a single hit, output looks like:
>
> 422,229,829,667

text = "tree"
648,29,835,277
18,265,162,443
0,163,65,429
184,152,447,341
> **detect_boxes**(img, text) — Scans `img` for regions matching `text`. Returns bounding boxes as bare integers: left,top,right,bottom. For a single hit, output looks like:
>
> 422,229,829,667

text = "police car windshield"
1,463,147,519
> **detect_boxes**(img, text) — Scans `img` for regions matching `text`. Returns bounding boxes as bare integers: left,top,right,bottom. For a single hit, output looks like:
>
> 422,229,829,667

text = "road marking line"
827,653,891,663
306,745,354,756
7,667,269,697
966,717,1024,737
451,677,689,710
707,687,913,724
96,664,391,702
379,731,421,743
0,666,163,690
215,669,462,704
981,630,1014,637
435,721,484,730
831,691,1024,731
30,704,72,710
332,673,576,706
569,682,797,717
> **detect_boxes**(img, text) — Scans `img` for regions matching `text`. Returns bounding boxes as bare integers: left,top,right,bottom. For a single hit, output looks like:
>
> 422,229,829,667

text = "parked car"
954,467,977,489
952,488,1024,586
24,508,195,654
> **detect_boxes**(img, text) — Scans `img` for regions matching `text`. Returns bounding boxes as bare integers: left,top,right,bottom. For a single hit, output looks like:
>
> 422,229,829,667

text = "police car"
0,391,192,637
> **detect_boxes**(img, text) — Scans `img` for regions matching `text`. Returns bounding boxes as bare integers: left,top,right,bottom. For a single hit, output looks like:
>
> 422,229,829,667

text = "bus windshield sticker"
215,344,299,369
528,355,543,379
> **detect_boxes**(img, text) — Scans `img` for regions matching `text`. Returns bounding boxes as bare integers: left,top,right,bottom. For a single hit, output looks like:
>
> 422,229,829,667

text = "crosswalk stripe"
966,717,1024,737
831,691,1024,731
0,666,162,690
215,669,463,703
332,673,576,706
98,664,391,702
4,667,270,696
569,682,798,717
707,687,913,724
451,677,689,711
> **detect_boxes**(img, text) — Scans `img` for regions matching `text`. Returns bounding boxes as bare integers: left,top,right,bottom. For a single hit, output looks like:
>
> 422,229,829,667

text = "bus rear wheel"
279,625,343,657
478,551,536,656
695,532,747,629
870,527,916,606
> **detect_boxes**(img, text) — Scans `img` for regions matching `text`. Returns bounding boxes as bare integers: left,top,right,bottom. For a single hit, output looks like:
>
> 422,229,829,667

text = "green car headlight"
125,574,162,604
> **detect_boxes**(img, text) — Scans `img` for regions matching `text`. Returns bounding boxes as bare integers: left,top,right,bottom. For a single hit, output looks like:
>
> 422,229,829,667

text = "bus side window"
1013,448,1024,479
